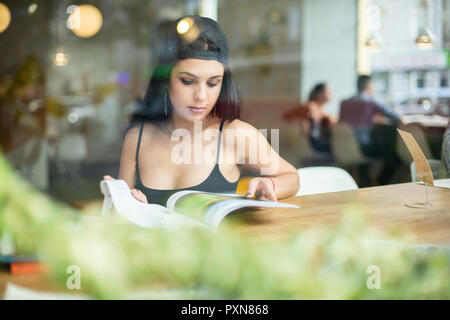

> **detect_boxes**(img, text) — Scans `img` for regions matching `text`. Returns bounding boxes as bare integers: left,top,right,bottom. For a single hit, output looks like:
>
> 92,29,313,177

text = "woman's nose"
194,84,207,102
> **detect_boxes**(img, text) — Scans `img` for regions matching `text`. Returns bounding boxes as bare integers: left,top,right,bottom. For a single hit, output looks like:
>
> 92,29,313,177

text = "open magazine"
100,179,299,232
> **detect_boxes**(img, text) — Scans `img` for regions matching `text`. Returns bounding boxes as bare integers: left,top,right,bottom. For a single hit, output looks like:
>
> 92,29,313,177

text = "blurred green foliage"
0,152,449,299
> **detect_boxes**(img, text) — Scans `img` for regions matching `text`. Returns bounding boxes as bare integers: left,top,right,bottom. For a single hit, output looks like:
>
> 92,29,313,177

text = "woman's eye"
180,78,219,87
181,78,194,85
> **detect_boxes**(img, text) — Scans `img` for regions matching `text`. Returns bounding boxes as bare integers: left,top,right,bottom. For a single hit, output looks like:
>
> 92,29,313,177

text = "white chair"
296,166,358,196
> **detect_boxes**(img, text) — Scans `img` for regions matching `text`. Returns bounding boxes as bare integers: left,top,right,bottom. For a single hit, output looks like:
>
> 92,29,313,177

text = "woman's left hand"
244,177,277,202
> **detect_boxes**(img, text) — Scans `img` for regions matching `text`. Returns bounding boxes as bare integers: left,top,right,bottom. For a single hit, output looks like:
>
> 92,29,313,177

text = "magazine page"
100,180,204,229
166,190,241,211
203,198,299,232
167,190,300,232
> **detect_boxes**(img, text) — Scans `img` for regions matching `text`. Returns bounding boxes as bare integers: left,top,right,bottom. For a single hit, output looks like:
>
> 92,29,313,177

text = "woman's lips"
188,106,206,114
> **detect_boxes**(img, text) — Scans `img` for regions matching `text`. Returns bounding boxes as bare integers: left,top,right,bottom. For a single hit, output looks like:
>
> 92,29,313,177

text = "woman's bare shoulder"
123,122,160,145
223,118,257,131
221,119,264,155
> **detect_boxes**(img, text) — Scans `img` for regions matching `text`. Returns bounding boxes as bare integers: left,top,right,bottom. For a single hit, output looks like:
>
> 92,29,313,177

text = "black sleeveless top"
134,119,240,206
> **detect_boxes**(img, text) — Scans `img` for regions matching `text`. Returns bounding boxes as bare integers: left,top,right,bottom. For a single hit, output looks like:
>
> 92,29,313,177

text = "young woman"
283,83,337,153
104,15,299,205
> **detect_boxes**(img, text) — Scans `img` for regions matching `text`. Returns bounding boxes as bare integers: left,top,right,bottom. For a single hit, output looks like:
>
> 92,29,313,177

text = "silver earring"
164,89,168,116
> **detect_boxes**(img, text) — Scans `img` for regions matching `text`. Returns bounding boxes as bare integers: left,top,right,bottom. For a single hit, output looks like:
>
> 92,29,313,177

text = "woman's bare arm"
101,125,148,203
118,126,139,189
226,120,300,200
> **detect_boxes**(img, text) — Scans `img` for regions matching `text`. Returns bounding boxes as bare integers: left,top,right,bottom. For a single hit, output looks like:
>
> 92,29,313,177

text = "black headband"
178,48,225,64
174,15,229,65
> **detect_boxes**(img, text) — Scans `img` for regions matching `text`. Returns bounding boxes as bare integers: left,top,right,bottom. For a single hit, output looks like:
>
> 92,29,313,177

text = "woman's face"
322,85,331,102
169,58,224,122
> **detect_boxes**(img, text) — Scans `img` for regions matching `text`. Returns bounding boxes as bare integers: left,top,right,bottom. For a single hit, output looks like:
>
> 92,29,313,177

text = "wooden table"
235,182,450,245
1,182,449,298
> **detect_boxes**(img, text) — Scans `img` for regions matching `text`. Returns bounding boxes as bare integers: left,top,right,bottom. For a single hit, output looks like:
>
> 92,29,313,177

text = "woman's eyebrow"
178,72,223,79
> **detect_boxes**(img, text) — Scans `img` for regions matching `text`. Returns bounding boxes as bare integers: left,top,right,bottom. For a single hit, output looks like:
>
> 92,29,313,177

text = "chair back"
279,124,316,167
296,166,358,196
331,123,365,165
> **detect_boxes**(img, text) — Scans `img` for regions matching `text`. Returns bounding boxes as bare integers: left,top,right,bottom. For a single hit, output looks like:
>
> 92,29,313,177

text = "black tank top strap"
216,119,225,164
135,122,145,172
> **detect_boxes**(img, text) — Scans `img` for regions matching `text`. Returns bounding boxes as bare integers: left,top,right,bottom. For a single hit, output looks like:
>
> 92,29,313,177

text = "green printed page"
173,193,241,220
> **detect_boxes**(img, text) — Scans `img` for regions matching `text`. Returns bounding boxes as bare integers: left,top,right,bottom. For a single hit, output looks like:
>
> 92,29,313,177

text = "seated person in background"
283,83,337,153
339,75,402,185
339,75,401,149
442,119,450,176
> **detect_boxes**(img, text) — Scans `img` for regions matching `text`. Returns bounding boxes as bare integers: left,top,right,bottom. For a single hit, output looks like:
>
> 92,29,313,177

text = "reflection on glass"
28,3,38,15
52,49,69,67
0,2,11,34
177,17,199,42
415,28,434,49
67,4,103,38
365,33,381,50
177,17,192,34
422,99,431,110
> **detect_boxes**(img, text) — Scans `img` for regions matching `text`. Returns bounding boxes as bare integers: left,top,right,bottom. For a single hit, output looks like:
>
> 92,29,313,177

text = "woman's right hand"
102,175,148,203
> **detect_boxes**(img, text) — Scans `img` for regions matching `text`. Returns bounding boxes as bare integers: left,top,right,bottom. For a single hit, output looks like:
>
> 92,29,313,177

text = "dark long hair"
308,83,327,102
129,20,242,129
